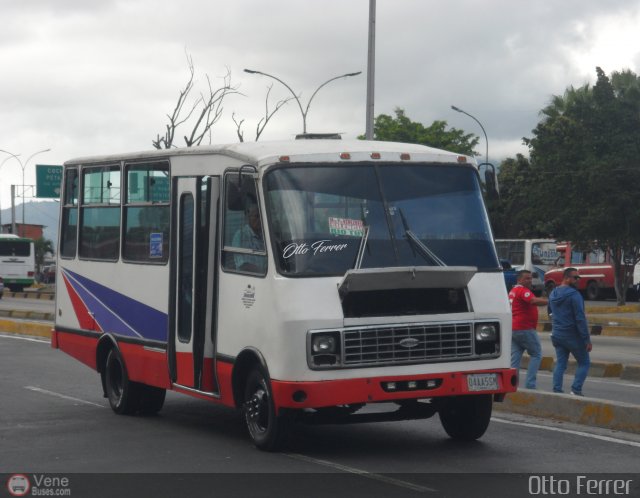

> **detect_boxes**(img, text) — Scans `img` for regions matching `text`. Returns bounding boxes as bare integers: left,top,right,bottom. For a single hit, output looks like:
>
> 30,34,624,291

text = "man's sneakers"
570,390,584,397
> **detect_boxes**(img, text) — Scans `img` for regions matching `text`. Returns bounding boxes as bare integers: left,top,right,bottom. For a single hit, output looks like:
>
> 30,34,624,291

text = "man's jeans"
511,329,542,389
551,334,591,394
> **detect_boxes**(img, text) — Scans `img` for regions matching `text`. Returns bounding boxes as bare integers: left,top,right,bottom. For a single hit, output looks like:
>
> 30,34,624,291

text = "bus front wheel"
105,348,141,415
438,394,492,441
242,366,292,451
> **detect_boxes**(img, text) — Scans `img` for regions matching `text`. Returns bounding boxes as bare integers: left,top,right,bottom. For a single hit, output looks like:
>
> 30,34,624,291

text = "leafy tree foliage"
496,67,640,303
364,108,480,156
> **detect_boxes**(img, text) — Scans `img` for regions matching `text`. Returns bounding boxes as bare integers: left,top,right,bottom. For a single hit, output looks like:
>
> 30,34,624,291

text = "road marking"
285,452,436,493
493,417,640,448
25,386,105,408
0,333,48,343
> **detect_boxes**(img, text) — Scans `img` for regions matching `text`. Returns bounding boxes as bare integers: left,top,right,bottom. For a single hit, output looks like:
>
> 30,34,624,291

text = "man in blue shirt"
548,267,592,396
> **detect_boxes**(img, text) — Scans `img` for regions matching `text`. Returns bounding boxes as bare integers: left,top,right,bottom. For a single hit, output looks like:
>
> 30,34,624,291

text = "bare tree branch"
232,112,245,142
153,56,240,149
255,84,293,141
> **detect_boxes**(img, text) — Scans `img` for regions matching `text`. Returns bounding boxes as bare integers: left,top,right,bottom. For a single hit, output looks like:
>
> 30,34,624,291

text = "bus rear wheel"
242,366,292,451
438,394,492,441
105,348,141,415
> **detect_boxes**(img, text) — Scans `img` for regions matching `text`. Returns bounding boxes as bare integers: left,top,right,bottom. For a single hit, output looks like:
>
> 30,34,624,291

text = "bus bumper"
271,368,518,410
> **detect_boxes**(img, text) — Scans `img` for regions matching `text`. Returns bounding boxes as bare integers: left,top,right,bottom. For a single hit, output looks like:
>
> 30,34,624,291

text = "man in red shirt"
509,270,549,389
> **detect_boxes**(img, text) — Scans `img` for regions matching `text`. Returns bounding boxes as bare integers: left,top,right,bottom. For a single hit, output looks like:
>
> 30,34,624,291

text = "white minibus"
53,139,517,450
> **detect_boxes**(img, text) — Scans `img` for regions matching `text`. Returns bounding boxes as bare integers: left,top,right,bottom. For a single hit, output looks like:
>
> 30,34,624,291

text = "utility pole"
365,0,376,140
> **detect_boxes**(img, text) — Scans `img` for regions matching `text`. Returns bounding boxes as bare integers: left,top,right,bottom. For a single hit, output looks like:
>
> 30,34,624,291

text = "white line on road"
25,386,105,408
492,417,640,448
0,333,48,343
285,452,437,493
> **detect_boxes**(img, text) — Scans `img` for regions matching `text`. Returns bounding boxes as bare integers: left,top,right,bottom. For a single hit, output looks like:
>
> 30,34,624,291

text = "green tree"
363,108,480,156
34,237,54,279
523,67,640,304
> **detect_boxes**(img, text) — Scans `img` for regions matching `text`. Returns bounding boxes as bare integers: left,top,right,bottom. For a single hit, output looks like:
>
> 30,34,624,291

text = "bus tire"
242,366,291,451
138,385,166,416
438,394,492,441
586,281,599,301
105,348,141,415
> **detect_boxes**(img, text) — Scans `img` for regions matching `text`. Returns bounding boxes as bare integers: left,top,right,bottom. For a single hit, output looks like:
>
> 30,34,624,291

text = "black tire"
242,366,291,451
586,281,599,301
438,394,493,441
138,385,166,416
104,348,141,415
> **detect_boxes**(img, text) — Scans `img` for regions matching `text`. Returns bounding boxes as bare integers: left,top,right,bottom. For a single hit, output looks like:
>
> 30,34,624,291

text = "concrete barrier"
519,356,625,378
495,389,640,434
0,319,52,339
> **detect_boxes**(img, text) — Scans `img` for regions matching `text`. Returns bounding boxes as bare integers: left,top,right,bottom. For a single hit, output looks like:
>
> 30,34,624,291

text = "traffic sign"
36,164,63,198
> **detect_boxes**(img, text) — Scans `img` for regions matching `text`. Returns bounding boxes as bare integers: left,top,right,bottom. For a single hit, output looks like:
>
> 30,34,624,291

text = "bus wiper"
353,225,370,269
399,208,446,267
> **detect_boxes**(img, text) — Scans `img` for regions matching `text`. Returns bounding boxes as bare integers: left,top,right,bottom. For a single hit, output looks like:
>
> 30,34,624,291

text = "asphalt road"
1,333,639,498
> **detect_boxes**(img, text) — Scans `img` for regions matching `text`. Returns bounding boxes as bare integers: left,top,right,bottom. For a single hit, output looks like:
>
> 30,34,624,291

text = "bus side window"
123,162,170,263
60,167,79,258
221,173,267,275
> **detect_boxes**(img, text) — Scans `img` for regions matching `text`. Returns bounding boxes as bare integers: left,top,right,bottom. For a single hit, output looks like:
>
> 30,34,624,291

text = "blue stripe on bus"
62,268,168,342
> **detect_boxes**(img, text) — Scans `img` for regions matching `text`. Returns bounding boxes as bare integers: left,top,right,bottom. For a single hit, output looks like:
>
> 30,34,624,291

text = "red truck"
544,242,636,300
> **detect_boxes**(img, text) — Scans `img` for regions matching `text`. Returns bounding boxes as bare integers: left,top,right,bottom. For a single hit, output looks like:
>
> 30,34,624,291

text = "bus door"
171,176,220,395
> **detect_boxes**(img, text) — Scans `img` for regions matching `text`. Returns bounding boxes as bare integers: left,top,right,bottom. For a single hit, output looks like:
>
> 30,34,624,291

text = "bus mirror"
479,162,499,199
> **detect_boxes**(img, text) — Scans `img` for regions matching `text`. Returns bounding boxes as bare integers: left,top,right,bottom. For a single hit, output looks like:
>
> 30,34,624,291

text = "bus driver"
233,200,266,273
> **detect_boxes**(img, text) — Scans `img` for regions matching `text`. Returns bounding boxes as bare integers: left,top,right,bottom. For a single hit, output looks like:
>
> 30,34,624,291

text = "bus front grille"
343,322,474,367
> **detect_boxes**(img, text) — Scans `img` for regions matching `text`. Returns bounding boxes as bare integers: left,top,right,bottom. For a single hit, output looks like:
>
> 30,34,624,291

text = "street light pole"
244,69,362,134
451,105,488,167
0,154,21,230
0,148,51,227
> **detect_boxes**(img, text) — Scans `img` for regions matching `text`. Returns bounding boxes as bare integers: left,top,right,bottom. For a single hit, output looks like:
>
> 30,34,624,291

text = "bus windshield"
264,163,499,277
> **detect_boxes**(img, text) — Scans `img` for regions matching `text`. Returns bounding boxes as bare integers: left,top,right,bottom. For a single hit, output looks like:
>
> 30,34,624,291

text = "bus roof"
64,139,474,170
0,234,32,242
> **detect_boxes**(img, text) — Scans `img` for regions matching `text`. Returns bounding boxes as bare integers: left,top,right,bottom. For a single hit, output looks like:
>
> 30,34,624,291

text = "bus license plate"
467,373,499,392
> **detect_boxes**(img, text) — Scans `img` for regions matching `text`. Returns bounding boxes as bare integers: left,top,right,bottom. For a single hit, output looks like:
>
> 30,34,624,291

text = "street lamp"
0,154,20,229
451,105,488,167
244,69,362,134
0,148,51,225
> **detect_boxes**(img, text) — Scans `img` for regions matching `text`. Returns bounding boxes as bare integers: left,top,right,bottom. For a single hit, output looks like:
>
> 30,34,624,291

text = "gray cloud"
1,0,639,206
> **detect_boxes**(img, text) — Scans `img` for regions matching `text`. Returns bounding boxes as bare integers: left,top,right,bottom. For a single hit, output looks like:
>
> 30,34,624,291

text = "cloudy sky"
1,0,639,210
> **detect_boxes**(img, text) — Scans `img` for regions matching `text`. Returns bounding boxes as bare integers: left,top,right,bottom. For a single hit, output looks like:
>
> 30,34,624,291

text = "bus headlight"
308,331,341,368
475,324,497,342
474,322,500,356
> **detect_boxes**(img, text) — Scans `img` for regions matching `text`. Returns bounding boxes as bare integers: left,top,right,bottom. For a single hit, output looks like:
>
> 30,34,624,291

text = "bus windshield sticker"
150,233,163,258
283,240,349,259
328,217,364,237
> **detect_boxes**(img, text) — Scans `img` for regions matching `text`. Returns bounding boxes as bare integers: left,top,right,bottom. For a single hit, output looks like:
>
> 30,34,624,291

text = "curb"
0,291,55,301
495,389,640,434
0,319,52,339
0,309,55,321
